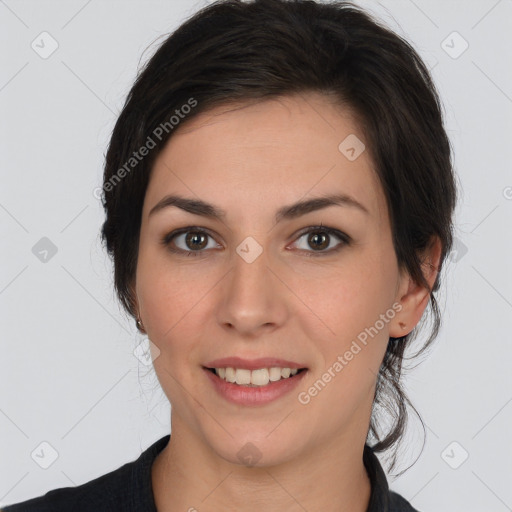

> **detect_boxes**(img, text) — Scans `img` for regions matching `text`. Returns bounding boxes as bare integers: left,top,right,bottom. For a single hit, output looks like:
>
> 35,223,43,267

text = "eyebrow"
148,193,369,222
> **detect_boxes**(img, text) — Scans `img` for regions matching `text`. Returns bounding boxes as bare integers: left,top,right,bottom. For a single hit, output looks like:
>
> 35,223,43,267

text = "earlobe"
389,236,442,338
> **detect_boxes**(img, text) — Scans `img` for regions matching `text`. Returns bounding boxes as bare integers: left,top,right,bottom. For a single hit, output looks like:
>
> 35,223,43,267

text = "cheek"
140,279,199,346
291,250,397,338
298,268,393,420
136,243,231,372
136,245,201,343
289,251,397,399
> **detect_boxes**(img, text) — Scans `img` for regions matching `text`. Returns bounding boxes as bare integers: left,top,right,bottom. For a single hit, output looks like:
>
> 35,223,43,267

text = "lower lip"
203,367,308,407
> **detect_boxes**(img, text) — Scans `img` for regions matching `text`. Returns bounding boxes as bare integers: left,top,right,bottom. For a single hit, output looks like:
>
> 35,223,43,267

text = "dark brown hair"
100,0,457,473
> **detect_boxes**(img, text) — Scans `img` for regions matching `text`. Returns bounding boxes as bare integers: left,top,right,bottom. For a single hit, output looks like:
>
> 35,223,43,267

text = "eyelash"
160,224,351,258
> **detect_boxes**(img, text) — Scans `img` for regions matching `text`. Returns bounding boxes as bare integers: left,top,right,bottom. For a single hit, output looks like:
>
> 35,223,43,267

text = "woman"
2,0,456,510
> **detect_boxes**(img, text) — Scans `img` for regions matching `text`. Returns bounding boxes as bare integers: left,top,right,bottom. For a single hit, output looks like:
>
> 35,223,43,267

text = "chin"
208,432,303,469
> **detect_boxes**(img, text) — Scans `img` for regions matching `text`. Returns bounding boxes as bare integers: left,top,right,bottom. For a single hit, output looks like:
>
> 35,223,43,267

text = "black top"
2,435,418,511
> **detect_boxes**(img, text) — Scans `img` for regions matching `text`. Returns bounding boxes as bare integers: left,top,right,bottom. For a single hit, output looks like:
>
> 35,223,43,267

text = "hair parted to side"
100,0,457,474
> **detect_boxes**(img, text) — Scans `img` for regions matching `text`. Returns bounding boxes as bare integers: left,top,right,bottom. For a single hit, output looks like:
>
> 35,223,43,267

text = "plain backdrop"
1,0,511,510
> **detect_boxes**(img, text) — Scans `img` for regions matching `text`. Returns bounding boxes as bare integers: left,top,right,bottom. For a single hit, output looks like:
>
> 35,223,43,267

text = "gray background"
1,0,511,510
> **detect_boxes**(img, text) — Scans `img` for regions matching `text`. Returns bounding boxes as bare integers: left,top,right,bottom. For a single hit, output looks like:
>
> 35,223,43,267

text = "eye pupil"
186,231,207,250
309,232,329,250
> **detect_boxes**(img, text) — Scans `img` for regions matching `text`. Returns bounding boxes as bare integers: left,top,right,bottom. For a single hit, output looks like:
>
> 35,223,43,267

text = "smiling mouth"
203,366,308,387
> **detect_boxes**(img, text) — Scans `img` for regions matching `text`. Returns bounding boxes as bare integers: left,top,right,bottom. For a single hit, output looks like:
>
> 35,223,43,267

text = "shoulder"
389,490,420,512
1,435,170,512
1,463,132,512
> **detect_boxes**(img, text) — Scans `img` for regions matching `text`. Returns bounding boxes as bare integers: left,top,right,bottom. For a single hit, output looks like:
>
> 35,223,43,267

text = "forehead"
145,93,386,224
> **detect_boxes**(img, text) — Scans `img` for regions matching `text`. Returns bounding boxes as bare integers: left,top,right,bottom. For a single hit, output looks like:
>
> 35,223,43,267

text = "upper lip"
203,357,308,370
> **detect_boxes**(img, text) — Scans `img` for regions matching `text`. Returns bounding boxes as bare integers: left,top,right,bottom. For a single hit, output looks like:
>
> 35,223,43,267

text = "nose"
216,241,289,337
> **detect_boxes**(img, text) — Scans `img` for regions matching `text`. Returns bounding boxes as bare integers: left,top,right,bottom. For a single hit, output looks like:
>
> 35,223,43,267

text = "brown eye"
307,231,330,251
292,226,350,257
162,227,219,256
185,231,208,250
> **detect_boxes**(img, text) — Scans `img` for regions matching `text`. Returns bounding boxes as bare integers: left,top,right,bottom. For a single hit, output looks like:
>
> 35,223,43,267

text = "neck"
151,416,372,512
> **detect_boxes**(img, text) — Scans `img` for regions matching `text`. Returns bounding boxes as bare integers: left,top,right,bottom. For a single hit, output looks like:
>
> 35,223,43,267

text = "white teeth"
235,369,252,385
225,367,236,383
269,367,283,381
214,367,301,386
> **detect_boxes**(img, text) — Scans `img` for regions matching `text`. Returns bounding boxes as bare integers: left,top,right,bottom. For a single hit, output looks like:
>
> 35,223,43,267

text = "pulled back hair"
100,0,457,473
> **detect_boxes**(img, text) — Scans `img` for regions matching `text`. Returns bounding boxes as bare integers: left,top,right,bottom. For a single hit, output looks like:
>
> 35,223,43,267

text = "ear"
388,236,442,338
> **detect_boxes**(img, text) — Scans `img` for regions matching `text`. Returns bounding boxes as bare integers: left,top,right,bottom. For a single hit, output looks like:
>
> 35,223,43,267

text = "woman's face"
135,92,413,466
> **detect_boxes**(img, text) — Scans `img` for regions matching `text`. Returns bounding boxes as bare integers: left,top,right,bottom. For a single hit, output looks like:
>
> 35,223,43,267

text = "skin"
132,92,441,512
